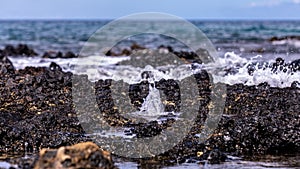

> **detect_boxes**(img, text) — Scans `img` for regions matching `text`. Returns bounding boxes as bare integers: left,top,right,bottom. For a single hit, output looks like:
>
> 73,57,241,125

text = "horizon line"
0,17,300,21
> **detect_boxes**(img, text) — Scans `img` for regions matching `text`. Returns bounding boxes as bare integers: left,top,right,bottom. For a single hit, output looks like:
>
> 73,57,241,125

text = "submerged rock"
34,142,116,169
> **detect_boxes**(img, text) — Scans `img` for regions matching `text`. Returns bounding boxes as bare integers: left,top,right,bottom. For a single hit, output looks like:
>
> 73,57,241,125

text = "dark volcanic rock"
206,149,227,164
106,44,204,64
211,84,300,157
0,44,38,57
291,81,300,88
155,79,181,112
0,56,15,74
16,44,38,56
271,57,300,73
269,35,300,42
64,51,77,58
155,82,299,164
130,43,146,51
34,142,116,169
3,45,17,56
0,63,88,153
42,51,77,59
42,51,52,58
0,51,299,167
248,57,300,75
56,51,64,58
128,81,150,109
271,57,286,72
6,155,38,169
290,59,300,72
158,45,174,53
49,61,62,71
106,43,146,56
173,51,201,63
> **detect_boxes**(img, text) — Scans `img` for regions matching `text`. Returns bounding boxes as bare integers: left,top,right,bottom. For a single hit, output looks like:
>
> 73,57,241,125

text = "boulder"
34,142,116,169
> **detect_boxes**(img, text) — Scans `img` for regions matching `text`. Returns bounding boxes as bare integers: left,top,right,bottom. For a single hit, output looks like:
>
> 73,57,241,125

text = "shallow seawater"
115,154,300,169
1,155,299,169
1,20,300,56
0,153,36,169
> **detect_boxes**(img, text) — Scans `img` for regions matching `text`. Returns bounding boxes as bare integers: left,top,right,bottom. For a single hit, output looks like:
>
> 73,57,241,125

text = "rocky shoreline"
0,45,299,168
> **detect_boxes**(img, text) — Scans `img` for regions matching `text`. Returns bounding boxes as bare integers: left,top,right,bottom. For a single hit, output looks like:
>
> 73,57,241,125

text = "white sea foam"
0,162,16,169
209,52,300,88
8,52,300,88
272,39,300,48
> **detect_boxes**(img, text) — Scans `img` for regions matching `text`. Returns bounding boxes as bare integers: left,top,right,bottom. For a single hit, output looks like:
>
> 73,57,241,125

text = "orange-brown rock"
34,142,116,169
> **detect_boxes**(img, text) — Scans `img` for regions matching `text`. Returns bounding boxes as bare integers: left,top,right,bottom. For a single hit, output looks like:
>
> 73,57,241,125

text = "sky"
0,0,300,20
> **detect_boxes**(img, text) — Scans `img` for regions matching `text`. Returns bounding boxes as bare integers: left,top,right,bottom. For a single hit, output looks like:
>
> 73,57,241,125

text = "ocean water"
2,20,299,88
1,20,300,57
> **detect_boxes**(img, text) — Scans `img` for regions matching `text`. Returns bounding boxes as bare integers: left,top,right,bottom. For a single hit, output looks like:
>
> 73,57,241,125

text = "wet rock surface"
0,63,88,153
0,52,299,168
290,59,300,72
209,83,300,156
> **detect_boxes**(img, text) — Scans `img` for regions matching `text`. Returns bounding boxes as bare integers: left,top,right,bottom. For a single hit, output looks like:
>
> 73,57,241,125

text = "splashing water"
120,68,178,122
9,51,300,89
9,50,300,89
127,84,169,123
140,85,164,116
207,52,300,88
